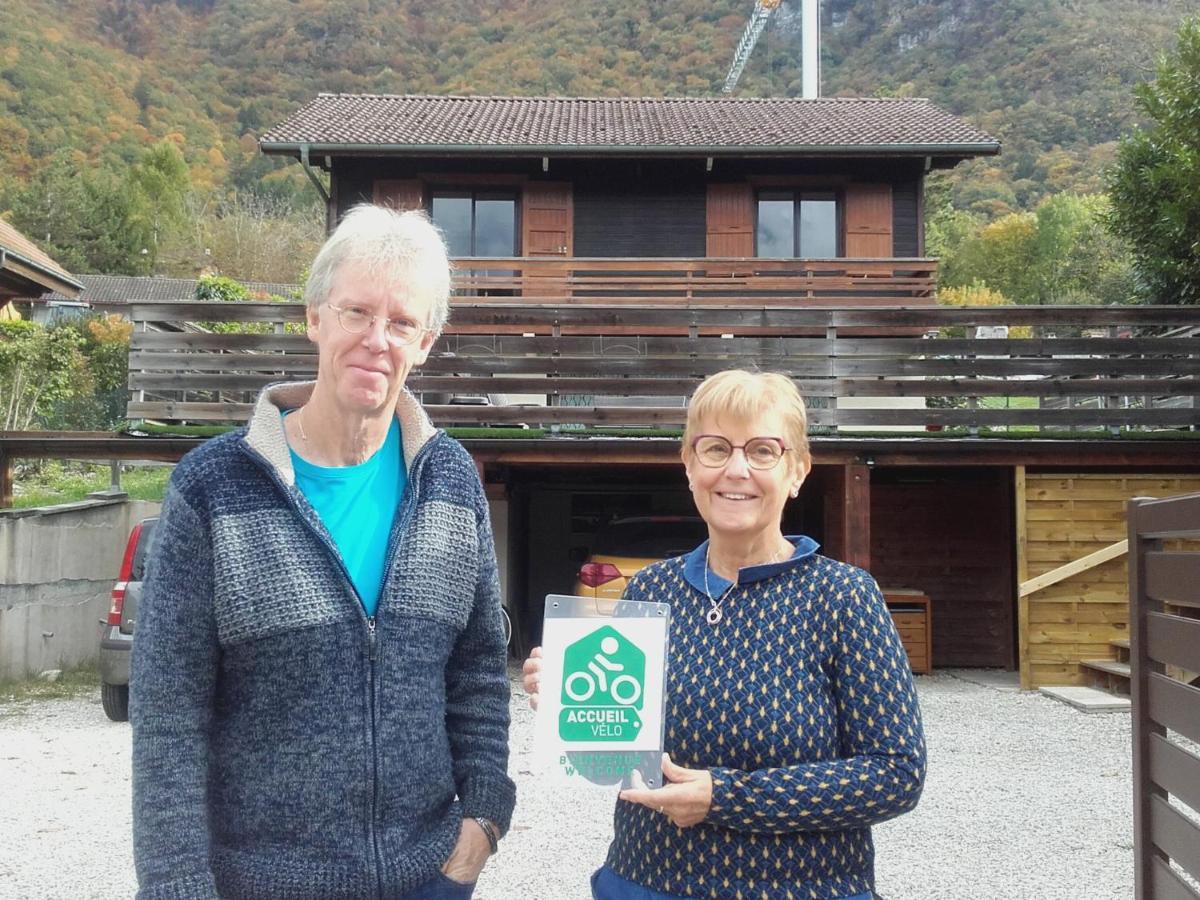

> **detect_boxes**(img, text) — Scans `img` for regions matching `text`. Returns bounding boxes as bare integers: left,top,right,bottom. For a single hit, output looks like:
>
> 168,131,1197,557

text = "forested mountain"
0,0,1193,241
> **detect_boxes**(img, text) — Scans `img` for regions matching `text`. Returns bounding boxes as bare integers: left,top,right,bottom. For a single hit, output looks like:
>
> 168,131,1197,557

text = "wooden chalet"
6,96,1195,694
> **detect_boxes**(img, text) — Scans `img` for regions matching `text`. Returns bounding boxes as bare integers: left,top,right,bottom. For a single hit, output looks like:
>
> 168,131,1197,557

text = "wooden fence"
1129,491,1200,900
125,301,1200,430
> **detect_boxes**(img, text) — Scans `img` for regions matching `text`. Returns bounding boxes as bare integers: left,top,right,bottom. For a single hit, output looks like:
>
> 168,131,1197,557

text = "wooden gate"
1129,491,1200,900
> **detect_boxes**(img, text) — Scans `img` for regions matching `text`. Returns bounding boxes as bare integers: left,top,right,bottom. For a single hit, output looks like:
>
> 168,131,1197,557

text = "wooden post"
0,447,12,509
821,465,846,563
1015,466,1030,690
843,462,871,570
1127,497,1162,900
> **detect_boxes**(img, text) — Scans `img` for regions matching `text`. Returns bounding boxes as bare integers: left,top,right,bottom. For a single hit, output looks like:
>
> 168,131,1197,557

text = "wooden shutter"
373,180,424,211
522,182,573,257
844,183,893,258
705,183,754,257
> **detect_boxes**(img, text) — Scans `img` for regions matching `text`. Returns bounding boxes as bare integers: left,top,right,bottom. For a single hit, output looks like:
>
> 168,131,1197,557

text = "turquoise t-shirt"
286,414,405,617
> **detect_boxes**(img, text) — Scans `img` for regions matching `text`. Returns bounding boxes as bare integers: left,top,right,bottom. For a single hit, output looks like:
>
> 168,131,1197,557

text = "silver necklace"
295,408,310,443
702,543,790,625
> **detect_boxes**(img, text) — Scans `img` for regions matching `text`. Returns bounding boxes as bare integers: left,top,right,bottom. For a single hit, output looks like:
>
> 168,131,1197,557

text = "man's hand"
618,754,713,829
441,819,492,884
521,647,542,710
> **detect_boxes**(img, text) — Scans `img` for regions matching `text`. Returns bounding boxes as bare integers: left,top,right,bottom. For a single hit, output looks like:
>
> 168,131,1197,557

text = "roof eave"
0,248,84,298
259,140,1001,159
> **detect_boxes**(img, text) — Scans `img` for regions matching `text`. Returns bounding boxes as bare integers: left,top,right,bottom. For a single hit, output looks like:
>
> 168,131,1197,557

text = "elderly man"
131,205,515,899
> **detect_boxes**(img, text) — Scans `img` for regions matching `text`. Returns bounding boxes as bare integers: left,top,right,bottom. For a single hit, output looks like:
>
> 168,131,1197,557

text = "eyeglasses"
325,303,429,347
690,435,791,470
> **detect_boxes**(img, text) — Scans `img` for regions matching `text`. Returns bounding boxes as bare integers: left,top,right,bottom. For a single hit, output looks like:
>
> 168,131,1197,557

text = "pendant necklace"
702,542,790,625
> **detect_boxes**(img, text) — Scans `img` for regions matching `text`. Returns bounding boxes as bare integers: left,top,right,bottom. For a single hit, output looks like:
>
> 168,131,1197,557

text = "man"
132,205,515,899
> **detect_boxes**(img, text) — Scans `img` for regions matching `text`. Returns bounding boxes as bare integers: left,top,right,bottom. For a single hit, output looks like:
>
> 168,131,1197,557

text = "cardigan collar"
683,535,820,598
242,381,439,486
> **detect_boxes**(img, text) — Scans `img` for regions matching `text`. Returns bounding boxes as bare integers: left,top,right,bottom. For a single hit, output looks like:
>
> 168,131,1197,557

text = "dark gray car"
99,517,157,722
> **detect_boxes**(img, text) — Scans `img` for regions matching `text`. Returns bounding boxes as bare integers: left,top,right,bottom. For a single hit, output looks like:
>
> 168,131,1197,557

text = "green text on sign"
558,625,645,743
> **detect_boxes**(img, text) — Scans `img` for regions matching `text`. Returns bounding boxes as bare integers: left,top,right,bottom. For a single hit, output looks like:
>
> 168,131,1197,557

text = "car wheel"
101,682,129,722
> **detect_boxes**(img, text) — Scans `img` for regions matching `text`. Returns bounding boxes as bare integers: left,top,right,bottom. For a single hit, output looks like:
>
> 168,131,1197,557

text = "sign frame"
537,593,671,789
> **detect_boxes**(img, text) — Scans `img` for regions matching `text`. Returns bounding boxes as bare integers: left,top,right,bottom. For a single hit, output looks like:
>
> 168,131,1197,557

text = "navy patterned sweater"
606,549,926,899
130,383,515,899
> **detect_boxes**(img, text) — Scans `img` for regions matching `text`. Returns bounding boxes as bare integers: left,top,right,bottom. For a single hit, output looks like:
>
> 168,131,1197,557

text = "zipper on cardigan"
241,431,441,899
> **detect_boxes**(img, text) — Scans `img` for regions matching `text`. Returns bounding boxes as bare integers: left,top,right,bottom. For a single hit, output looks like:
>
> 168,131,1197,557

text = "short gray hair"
303,204,453,336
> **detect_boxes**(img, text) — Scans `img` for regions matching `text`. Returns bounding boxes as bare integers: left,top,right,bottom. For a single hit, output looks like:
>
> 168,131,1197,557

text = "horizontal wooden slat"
127,370,1199,403
132,332,304,351
1149,733,1200,817
1145,554,1200,609
1148,673,1200,744
1150,795,1200,885
130,329,1200,358
1149,856,1200,900
1134,494,1200,540
127,351,1200,383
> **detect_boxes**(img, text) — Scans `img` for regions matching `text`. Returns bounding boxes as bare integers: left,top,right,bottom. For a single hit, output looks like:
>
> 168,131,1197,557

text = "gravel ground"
0,669,1136,899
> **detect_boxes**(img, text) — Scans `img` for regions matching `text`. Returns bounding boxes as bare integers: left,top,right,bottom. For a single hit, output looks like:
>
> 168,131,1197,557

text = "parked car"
572,515,708,601
99,517,157,722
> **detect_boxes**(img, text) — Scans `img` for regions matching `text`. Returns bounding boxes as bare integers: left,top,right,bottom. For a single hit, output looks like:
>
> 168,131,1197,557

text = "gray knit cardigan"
131,382,516,899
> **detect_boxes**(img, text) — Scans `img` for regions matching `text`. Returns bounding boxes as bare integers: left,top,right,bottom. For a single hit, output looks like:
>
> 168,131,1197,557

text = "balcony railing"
451,257,938,307
124,301,1200,433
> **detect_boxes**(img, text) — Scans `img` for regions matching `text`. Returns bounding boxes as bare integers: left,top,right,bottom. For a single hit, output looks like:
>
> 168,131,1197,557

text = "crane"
722,0,784,94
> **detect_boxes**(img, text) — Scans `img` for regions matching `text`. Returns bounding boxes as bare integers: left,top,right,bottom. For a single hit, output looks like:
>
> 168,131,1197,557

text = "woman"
524,369,925,900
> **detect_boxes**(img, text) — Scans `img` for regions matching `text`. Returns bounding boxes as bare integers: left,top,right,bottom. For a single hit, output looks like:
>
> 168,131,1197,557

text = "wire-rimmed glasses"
326,303,428,347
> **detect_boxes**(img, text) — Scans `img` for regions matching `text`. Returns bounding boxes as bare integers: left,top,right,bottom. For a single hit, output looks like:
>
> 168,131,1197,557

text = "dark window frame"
754,189,843,258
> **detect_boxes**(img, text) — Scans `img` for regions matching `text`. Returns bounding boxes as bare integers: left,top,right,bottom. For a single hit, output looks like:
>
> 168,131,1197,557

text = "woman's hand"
618,754,713,829
521,646,543,710
441,818,492,884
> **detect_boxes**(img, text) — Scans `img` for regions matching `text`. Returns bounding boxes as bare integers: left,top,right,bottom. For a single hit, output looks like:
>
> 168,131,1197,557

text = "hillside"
0,0,1194,216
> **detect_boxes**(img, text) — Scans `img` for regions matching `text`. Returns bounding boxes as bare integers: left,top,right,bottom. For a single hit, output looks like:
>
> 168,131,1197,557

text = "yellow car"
572,516,708,601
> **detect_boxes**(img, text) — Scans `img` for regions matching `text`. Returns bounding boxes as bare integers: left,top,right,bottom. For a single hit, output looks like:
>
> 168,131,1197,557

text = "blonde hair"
304,204,453,336
682,370,811,472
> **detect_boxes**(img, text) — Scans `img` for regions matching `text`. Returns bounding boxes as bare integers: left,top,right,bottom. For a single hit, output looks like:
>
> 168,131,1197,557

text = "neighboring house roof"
260,94,1000,159
0,219,83,298
35,274,300,304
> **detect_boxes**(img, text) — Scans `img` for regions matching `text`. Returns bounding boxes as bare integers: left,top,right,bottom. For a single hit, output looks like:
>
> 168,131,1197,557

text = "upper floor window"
430,191,518,257
755,191,839,258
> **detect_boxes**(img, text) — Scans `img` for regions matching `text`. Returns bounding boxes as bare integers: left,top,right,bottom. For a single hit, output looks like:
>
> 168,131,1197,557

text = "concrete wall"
0,497,161,679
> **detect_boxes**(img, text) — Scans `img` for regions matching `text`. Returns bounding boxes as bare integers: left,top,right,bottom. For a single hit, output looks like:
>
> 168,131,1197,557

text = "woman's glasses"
690,435,790,470
326,303,428,347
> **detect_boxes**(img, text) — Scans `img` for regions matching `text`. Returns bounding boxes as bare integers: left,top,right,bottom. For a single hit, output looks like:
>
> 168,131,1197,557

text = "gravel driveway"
0,669,1132,899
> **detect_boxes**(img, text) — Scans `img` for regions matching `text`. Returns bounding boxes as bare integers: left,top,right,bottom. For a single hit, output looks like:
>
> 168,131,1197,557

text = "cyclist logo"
558,625,645,743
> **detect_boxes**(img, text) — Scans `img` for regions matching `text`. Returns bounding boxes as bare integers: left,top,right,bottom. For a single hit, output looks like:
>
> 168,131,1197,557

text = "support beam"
0,447,11,509
843,462,871,569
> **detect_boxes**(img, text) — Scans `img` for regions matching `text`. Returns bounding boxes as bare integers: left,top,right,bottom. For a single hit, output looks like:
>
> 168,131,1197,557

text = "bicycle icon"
563,635,643,706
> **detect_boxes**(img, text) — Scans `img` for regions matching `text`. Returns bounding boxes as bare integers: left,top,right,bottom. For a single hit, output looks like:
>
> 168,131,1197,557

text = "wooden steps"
1080,637,1132,697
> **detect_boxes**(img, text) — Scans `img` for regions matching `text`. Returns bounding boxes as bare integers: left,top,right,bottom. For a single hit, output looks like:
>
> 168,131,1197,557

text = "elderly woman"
132,205,514,899
524,369,925,900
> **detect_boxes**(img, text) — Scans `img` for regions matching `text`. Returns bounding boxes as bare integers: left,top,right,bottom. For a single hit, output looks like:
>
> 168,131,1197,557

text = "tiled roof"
260,94,999,155
0,219,82,295
34,274,299,304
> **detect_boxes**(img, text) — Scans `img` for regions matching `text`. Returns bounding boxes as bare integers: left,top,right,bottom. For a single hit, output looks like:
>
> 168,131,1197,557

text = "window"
430,191,518,257
755,191,839,258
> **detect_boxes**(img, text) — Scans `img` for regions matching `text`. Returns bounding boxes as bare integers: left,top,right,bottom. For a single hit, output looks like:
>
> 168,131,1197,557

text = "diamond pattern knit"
605,553,925,899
